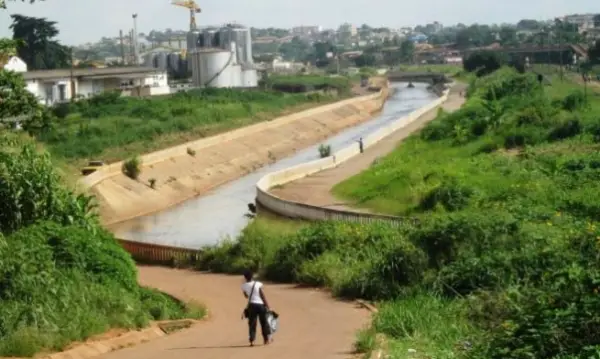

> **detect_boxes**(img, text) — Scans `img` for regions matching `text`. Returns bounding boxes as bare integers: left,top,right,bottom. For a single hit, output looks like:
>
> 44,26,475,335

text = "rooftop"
22,66,162,81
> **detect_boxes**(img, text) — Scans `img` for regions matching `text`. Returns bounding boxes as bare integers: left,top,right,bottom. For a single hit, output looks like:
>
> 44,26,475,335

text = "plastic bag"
266,311,279,333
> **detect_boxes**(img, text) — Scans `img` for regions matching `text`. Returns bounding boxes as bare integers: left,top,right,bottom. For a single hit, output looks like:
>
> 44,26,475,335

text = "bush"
122,156,142,180
0,137,203,356
463,51,507,77
318,144,332,158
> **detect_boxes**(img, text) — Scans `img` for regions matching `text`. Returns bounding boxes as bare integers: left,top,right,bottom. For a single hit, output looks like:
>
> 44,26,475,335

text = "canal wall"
255,85,452,222
83,86,388,226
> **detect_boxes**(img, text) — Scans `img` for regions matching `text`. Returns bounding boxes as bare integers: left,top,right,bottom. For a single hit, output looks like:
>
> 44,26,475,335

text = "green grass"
397,64,464,76
265,74,353,94
37,88,338,168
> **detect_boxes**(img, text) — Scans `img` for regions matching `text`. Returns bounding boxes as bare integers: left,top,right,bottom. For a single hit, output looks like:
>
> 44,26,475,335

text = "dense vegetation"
0,132,205,357
197,68,600,359
37,88,334,164
263,74,352,94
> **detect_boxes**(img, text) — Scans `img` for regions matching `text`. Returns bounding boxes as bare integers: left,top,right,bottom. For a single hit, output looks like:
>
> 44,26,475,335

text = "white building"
2,56,27,73
21,67,170,106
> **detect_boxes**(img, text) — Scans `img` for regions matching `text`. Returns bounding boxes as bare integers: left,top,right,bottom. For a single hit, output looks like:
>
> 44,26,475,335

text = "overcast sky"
0,0,598,45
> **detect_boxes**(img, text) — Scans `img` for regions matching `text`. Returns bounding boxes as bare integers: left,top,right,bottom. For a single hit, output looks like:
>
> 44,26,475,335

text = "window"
58,84,66,101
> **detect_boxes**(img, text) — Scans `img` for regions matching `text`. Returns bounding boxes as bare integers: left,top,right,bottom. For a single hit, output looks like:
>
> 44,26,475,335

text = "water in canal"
111,82,437,248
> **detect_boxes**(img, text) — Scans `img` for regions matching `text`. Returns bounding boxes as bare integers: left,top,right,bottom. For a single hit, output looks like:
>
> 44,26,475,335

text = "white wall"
4,57,27,72
26,78,72,105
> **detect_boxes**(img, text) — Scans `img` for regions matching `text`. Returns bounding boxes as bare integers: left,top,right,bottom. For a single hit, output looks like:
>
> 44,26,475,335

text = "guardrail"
117,238,200,266
255,85,452,225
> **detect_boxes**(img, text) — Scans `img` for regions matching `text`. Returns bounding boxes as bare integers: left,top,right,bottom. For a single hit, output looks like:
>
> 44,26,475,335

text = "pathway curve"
269,83,467,212
98,266,370,359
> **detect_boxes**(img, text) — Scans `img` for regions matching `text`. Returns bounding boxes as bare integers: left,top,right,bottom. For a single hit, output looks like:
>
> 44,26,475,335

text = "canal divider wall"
255,85,452,223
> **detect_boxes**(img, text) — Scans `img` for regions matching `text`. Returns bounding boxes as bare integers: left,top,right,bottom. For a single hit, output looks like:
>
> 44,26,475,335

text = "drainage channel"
110,82,437,248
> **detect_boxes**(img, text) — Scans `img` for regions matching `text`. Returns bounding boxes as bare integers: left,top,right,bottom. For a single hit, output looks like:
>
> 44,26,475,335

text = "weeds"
318,144,332,158
122,156,141,180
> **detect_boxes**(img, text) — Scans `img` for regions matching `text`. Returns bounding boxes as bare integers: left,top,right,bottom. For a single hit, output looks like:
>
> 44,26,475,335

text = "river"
111,82,437,248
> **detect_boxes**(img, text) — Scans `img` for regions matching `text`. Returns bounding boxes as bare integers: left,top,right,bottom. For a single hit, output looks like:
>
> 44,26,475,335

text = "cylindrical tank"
154,52,168,70
143,52,156,67
200,27,218,48
167,52,180,73
217,24,252,65
186,30,201,73
241,69,258,88
190,48,235,88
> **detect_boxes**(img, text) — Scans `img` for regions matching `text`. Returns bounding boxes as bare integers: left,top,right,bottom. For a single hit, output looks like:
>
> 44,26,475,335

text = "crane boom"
171,0,201,31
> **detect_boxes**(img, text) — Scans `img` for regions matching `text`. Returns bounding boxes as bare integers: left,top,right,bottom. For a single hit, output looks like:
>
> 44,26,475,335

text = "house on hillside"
21,67,170,106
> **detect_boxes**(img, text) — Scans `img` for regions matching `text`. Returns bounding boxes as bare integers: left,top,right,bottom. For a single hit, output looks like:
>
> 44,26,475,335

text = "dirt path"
97,266,370,359
269,83,467,211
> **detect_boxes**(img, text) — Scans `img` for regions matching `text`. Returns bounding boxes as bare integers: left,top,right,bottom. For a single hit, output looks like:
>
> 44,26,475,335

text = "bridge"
386,72,450,84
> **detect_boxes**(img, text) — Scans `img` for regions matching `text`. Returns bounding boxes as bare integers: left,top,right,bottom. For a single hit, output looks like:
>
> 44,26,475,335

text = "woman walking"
241,269,272,346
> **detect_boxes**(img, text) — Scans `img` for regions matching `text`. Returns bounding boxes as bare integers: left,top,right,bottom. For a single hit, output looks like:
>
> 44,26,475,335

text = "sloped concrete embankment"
255,86,452,222
81,89,387,226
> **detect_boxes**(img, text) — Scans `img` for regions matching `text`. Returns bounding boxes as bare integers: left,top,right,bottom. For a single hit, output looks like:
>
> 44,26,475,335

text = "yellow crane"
171,0,201,31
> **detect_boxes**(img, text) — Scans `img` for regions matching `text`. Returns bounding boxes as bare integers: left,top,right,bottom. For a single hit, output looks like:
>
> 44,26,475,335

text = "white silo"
155,52,168,71
190,47,236,88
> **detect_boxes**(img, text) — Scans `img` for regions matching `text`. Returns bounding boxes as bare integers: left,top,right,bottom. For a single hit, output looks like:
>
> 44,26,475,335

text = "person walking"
357,137,364,153
241,269,272,346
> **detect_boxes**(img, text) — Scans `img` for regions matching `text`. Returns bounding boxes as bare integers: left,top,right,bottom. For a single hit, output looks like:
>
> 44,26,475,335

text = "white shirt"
241,280,264,305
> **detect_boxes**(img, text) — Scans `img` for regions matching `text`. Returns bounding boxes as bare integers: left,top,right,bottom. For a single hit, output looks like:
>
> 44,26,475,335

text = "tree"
463,50,507,77
594,15,600,28
1,0,42,9
499,26,517,46
399,39,415,62
354,53,376,67
10,15,71,70
589,40,600,65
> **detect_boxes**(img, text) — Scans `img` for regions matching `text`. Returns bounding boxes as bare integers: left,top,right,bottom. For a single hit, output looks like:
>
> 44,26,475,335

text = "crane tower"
171,0,201,30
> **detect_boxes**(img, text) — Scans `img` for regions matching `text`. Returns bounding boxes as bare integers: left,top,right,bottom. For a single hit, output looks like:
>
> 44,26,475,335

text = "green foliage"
0,69,48,132
0,136,204,356
318,143,331,158
122,156,141,180
463,50,507,77
265,75,352,94
37,87,330,162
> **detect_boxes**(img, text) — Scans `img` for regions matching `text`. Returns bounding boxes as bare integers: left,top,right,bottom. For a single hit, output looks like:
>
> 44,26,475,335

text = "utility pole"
132,14,139,65
69,47,76,101
119,30,125,65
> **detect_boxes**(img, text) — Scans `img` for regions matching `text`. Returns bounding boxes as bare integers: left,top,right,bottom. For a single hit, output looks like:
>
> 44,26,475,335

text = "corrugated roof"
22,66,162,80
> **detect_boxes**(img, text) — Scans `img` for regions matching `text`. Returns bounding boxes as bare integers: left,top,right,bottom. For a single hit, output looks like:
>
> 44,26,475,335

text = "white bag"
266,311,279,333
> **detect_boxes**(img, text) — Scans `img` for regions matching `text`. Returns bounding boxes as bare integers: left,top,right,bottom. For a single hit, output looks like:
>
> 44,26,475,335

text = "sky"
0,0,598,45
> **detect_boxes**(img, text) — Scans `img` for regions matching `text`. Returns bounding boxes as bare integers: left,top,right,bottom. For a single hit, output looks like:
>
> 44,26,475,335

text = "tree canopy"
10,14,71,70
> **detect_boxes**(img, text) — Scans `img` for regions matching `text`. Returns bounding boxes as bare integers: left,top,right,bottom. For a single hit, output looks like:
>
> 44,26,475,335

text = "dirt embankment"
90,88,388,225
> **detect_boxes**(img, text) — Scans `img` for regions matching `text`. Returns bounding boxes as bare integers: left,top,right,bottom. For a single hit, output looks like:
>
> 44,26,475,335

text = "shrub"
186,147,196,156
318,144,331,158
419,177,474,212
148,178,157,189
122,156,142,180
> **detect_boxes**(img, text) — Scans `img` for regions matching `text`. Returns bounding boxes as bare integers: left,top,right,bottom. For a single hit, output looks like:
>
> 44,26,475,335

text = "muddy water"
111,83,437,248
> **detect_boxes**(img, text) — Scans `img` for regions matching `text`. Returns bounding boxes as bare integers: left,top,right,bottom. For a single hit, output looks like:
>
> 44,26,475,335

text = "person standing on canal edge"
241,269,272,346
358,137,364,153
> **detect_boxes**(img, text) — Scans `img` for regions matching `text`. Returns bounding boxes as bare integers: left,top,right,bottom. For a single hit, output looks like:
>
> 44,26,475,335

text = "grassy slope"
38,77,354,174
332,75,600,216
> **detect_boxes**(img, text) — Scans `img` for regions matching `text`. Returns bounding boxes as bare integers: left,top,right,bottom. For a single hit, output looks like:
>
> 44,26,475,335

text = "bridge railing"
117,238,201,266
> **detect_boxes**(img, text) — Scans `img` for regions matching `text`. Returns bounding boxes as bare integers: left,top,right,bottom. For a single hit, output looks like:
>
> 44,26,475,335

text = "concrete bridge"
386,72,450,84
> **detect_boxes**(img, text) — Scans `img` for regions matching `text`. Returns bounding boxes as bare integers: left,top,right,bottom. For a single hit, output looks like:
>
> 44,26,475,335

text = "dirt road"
97,266,370,359
269,83,467,211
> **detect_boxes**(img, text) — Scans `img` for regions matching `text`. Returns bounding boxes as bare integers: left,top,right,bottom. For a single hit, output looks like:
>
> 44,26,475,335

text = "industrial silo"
200,27,219,48
186,30,201,73
190,48,237,88
217,24,252,65
143,52,156,67
241,68,258,87
167,52,181,73
154,52,168,71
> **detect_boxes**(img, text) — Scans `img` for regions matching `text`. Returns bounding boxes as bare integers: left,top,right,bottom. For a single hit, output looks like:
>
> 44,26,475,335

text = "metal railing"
117,238,200,266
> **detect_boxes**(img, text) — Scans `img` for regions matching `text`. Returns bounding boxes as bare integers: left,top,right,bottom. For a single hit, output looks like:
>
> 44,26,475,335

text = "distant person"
358,137,364,153
241,269,272,346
